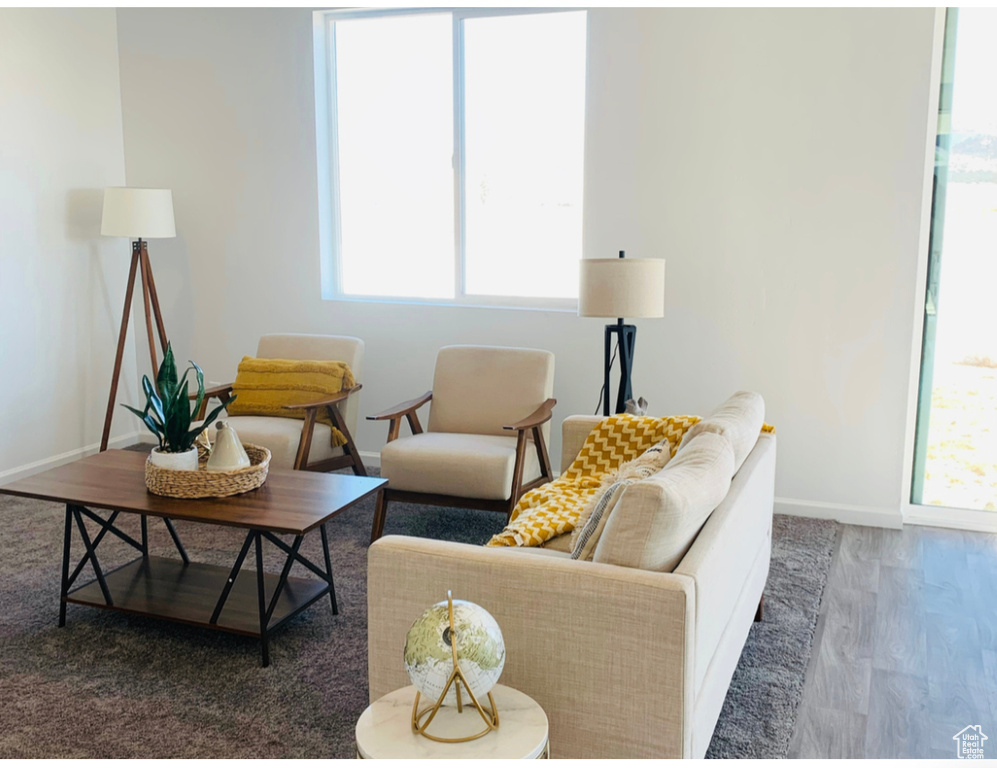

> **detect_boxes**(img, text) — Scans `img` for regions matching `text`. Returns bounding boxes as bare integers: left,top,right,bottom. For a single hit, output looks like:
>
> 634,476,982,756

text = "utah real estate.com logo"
953,725,988,759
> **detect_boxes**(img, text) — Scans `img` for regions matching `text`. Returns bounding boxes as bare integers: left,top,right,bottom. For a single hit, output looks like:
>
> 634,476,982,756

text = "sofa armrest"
560,415,602,472
368,535,696,758
673,432,775,750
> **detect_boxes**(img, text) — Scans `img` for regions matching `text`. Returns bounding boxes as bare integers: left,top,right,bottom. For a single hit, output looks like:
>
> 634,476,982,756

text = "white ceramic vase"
206,421,251,471
149,446,199,471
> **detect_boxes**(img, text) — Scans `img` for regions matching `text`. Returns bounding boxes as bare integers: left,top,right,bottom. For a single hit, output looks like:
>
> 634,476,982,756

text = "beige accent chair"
196,334,366,474
367,393,775,758
367,345,556,542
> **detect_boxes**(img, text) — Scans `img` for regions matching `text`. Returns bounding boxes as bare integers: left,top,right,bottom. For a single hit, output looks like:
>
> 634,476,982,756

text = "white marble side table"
355,684,549,759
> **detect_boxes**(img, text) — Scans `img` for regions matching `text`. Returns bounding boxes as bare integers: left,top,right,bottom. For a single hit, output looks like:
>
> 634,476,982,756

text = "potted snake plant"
124,344,235,471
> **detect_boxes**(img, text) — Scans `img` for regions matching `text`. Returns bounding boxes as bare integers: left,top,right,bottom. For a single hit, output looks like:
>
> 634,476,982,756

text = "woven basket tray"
145,443,271,499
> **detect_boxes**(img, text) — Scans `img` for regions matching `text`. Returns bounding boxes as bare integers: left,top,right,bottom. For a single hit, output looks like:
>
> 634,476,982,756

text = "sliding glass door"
912,8,997,511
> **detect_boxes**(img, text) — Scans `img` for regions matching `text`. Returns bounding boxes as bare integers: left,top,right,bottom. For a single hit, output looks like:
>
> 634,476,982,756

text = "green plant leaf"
164,380,191,451
142,376,166,426
157,343,178,404
122,405,164,449
163,368,189,438
189,360,206,423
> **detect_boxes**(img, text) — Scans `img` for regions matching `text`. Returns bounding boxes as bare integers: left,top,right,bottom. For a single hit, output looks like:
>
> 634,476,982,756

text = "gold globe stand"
411,591,500,743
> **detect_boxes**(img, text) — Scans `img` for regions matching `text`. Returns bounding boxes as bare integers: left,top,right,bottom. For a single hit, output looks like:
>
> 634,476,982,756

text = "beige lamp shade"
578,258,665,318
100,187,176,238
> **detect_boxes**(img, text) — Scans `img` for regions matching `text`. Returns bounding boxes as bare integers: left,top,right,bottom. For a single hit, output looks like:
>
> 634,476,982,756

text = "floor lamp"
579,251,666,416
98,187,176,452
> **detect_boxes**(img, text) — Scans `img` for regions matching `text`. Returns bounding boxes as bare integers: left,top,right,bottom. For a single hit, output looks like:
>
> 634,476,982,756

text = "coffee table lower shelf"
57,505,342,667
67,555,329,637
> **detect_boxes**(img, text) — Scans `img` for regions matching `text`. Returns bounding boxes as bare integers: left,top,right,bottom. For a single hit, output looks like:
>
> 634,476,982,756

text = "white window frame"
312,7,586,312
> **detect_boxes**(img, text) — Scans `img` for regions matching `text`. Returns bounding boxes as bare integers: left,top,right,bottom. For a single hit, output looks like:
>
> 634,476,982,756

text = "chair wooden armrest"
281,384,361,412
284,384,364,473
367,391,433,421
504,398,557,504
503,398,557,432
367,391,432,444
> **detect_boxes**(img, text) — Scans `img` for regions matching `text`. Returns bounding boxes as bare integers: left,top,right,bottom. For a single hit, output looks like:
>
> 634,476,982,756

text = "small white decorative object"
206,420,251,472
148,446,199,472
404,591,505,742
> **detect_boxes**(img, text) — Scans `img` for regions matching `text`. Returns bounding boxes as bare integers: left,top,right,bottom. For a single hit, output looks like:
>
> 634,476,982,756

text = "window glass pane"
334,14,454,298
462,12,587,299
913,8,997,511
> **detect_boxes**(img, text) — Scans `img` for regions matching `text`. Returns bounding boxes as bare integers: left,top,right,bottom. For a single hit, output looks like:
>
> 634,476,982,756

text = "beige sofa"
367,395,776,758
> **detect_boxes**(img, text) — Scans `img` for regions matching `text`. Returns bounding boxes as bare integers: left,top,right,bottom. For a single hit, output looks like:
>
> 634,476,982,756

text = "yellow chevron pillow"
226,357,355,446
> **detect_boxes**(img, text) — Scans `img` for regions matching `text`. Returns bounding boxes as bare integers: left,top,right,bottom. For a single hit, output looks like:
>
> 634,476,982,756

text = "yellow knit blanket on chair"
226,357,355,447
486,414,702,548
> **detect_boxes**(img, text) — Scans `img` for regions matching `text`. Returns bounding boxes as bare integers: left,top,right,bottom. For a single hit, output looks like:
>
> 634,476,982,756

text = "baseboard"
0,431,144,484
904,504,997,534
775,497,902,529
359,450,380,469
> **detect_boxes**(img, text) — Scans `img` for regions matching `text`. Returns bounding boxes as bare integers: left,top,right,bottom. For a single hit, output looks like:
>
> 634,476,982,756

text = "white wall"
0,9,140,480
116,8,937,527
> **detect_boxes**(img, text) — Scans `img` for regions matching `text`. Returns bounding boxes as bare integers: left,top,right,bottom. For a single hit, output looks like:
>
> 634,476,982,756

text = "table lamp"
579,251,665,416
98,187,176,451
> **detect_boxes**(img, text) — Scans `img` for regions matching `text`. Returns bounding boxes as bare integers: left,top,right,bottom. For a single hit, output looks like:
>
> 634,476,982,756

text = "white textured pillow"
592,432,735,572
569,438,673,561
570,481,629,562
678,391,764,473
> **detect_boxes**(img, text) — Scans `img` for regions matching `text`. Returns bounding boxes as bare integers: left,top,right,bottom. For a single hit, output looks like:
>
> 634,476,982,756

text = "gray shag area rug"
0,462,836,758
705,514,837,758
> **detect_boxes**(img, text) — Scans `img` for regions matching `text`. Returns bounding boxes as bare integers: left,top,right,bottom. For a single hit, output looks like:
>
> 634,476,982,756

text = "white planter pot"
149,446,199,472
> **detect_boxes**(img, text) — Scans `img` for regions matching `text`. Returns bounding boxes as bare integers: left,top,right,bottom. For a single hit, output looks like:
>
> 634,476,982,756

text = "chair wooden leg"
508,430,529,504
370,490,389,543
327,403,367,477
293,409,318,471
532,426,553,483
754,594,764,622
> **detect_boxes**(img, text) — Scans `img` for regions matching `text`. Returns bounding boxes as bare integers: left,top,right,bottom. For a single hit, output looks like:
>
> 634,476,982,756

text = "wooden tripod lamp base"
98,188,176,452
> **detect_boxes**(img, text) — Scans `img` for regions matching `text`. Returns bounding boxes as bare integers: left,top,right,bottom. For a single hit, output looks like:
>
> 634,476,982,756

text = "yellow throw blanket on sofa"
487,413,777,549
486,414,702,548
226,357,355,447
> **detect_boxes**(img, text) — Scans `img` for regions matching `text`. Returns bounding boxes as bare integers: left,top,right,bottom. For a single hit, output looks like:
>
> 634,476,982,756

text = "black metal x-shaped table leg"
207,526,339,667
59,504,190,626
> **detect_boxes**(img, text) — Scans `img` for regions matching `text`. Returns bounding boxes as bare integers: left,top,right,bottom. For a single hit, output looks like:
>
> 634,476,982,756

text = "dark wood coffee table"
0,449,386,666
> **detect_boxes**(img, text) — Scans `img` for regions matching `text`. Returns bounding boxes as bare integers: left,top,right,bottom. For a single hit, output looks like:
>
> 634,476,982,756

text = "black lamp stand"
603,319,636,416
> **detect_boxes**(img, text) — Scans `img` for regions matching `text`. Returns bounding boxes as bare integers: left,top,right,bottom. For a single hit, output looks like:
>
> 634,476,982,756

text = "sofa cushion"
380,432,541,500
592,432,735,572
677,391,764,473
542,533,573,553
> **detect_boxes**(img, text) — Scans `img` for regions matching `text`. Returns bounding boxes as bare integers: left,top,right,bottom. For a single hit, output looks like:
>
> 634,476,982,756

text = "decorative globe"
404,598,505,707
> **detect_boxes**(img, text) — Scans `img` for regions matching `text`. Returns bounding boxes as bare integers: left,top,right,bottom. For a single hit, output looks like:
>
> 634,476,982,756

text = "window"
911,8,997,512
315,9,587,308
